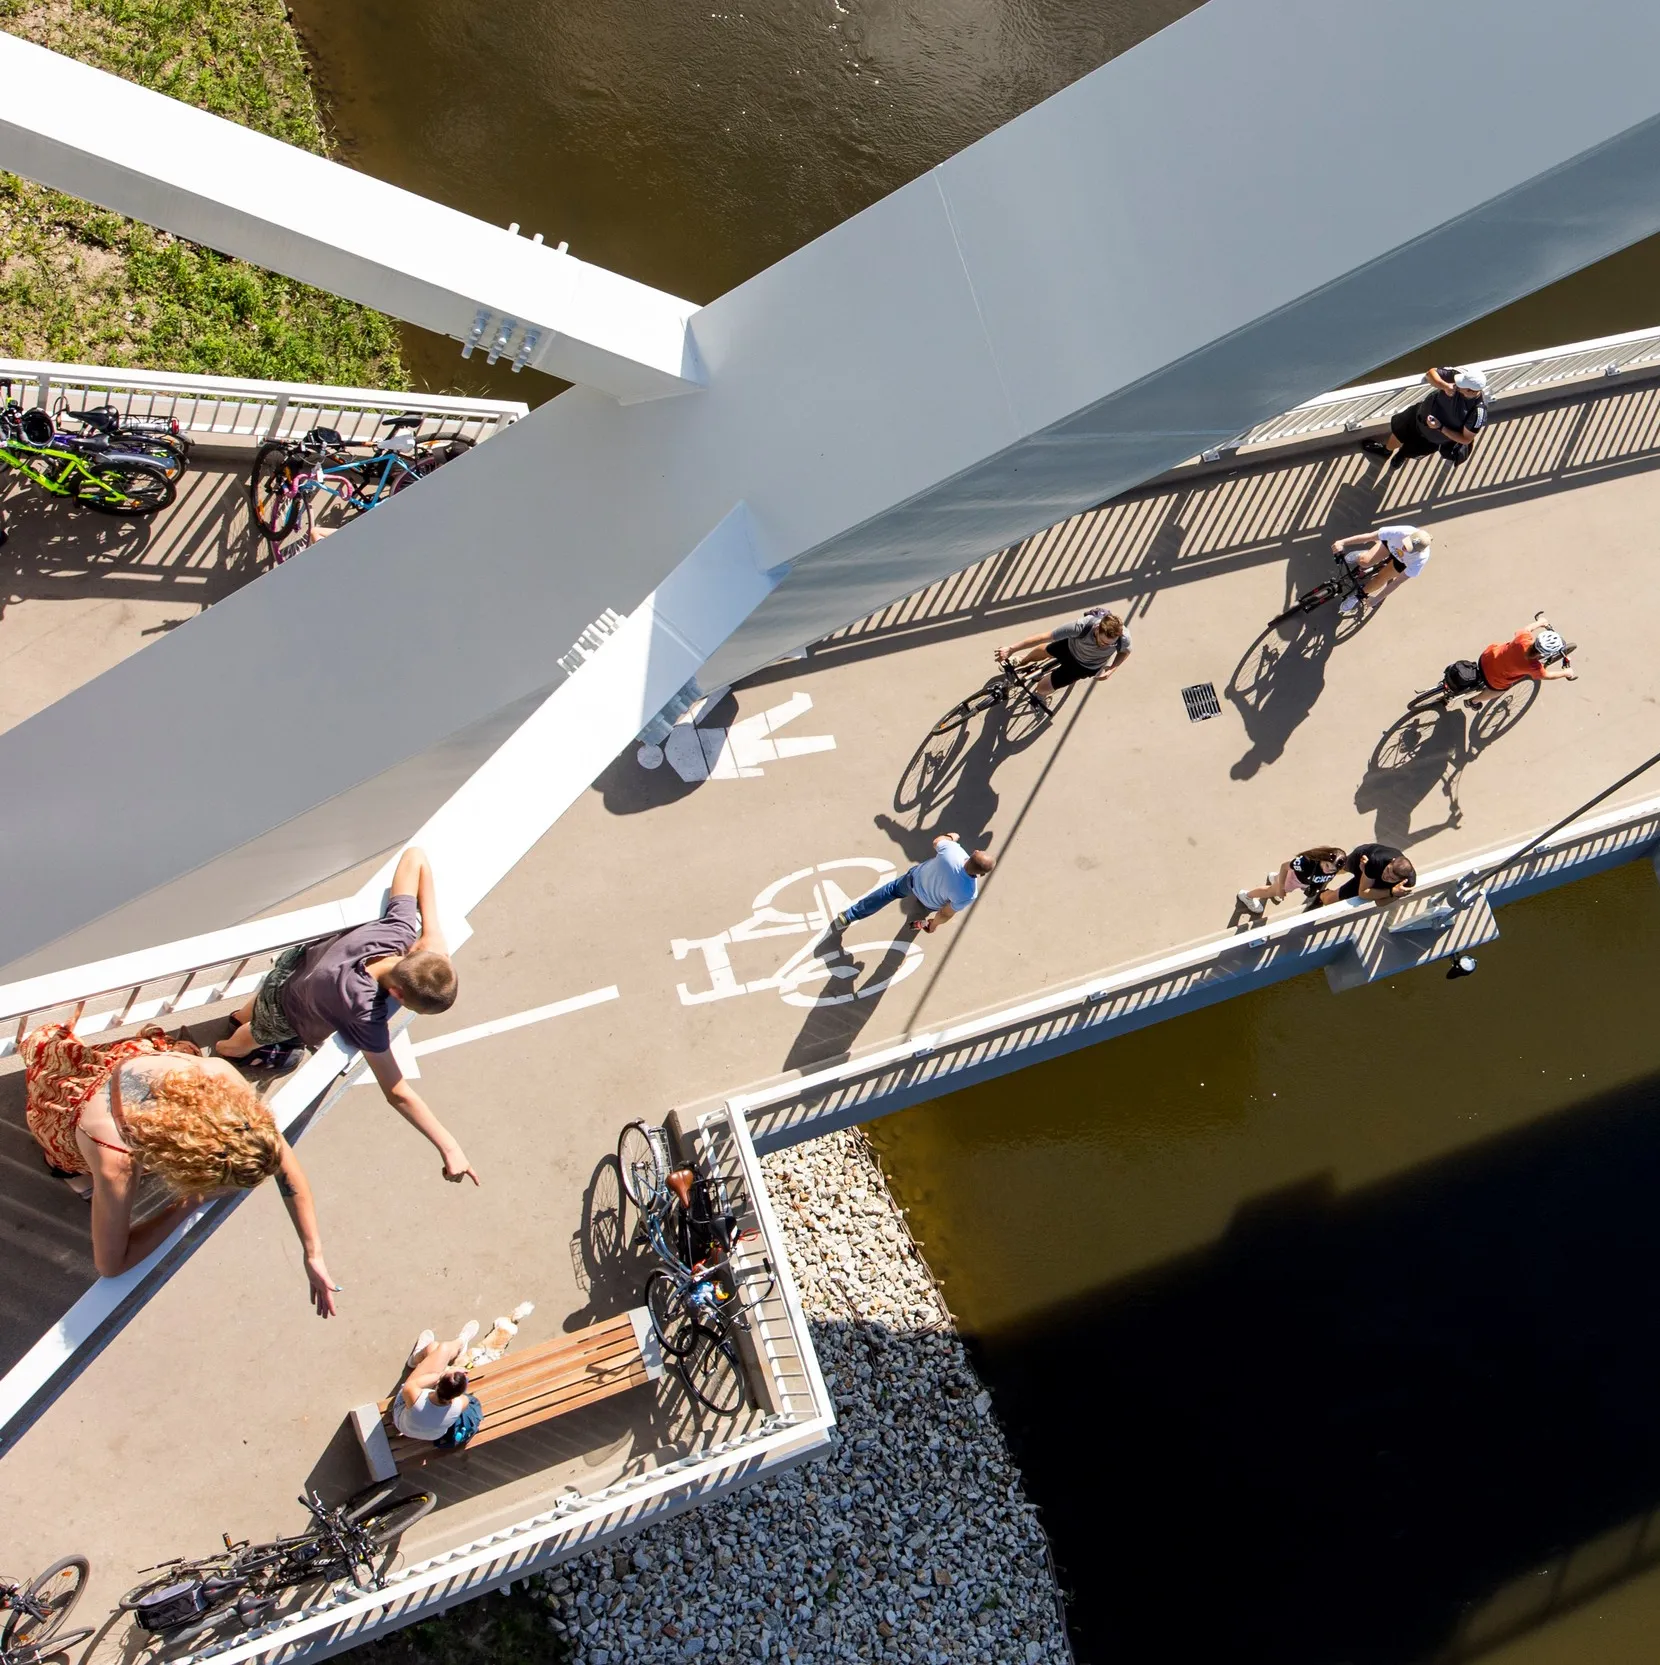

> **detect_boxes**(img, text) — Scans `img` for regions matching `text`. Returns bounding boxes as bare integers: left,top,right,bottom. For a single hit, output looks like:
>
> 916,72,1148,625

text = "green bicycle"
0,397,176,517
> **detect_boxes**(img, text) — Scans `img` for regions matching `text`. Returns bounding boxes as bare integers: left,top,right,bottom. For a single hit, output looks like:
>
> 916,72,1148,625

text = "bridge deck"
6,375,1660,1639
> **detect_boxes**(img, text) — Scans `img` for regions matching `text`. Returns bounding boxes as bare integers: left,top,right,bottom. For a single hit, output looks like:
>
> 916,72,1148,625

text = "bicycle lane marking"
350,984,620,1083
671,858,924,1009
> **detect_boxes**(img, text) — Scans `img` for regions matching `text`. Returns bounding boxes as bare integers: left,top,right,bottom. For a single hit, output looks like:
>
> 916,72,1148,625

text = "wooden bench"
350,1307,663,1480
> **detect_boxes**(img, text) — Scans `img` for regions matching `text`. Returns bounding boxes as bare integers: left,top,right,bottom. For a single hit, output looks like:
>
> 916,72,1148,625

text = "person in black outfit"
1360,366,1487,472
1321,844,1416,905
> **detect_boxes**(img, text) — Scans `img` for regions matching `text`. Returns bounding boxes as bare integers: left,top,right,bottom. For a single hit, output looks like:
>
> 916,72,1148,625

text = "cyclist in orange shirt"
1470,613,1578,705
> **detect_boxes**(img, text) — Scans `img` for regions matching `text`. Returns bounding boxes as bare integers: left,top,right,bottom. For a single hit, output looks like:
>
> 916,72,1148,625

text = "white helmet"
1454,367,1488,393
1533,627,1566,660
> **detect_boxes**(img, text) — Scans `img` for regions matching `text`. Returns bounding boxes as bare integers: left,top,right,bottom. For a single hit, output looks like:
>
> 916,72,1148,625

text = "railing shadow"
765,378,1660,680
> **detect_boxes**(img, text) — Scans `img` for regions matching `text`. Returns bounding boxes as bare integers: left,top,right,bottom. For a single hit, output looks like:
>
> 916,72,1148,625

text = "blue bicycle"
248,415,474,554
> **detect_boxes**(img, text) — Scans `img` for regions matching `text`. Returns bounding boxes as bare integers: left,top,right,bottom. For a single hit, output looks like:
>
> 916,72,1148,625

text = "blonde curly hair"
124,1066,283,1194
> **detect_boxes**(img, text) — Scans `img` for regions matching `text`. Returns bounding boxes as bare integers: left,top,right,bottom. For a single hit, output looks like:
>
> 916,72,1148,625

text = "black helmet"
19,407,53,446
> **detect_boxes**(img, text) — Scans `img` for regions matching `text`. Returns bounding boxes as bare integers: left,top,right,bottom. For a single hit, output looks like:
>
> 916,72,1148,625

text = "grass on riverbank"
0,0,407,386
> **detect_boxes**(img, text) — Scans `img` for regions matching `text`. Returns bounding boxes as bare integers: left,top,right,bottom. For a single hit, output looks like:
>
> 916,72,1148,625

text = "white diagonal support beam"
7,0,1660,973
0,32,702,403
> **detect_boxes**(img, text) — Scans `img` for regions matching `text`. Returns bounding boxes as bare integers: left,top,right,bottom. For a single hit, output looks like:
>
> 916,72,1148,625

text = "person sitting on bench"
218,847,479,1185
395,1322,483,1451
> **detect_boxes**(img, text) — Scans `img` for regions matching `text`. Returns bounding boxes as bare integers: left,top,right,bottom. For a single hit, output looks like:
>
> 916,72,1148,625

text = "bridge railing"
170,1103,833,1665
1223,323,1660,452
0,356,526,447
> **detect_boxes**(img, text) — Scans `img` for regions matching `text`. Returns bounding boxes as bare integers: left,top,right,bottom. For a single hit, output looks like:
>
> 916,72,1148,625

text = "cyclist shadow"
1356,682,1539,847
1228,617,1339,780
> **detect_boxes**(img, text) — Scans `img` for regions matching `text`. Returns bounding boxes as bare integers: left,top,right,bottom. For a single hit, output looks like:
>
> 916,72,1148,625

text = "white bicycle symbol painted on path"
672,858,924,1009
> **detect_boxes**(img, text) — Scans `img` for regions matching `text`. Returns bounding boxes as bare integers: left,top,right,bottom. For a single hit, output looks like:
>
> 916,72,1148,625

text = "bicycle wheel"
115,436,187,482
249,442,303,537
1405,684,1453,713
2,1557,88,1650
679,1325,748,1415
352,1488,436,1547
80,458,175,515
1005,674,1073,743
618,1121,664,1211
1269,580,1339,626
646,1267,697,1358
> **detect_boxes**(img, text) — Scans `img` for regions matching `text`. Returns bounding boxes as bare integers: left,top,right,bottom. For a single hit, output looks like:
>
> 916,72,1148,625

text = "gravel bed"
528,1128,1073,1664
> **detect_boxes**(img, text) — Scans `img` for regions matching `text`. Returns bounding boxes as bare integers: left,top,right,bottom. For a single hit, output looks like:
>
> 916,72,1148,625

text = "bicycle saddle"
666,1167,698,1209
381,413,423,432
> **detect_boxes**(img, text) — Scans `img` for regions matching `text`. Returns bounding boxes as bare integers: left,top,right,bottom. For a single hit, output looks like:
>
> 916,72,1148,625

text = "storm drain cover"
1182,682,1221,722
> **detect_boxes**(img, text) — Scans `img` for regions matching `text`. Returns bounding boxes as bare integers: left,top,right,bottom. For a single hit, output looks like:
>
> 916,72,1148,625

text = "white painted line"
353,986,620,1081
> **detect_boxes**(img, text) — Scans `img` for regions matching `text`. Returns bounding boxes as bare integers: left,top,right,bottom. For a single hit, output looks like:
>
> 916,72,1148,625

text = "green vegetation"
0,0,407,386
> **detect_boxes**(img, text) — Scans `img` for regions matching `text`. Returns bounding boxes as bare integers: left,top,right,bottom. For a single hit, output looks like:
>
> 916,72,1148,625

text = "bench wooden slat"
369,1307,660,1472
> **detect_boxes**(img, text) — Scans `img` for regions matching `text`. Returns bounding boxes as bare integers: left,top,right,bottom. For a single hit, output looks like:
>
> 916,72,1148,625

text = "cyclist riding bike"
996,608,1132,711
1469,614,1578,705
1332,525,1431,615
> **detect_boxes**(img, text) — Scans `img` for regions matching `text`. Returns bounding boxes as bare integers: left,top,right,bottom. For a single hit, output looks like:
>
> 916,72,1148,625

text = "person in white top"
394,1321,482,1449
1333,525,1432,615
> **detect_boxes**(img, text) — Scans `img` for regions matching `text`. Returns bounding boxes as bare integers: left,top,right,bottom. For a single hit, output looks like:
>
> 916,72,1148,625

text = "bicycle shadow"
1356,682,1539,847
1227,618,1338,781
781,928,919,1074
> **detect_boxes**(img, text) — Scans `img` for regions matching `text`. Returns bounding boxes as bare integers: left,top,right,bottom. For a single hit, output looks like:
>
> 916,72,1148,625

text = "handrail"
728,781,1660,1129
0,356,526,446
174,1103,834,1665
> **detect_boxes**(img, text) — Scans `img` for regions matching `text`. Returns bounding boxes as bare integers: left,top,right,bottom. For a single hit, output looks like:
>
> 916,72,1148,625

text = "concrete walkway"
6,374,1660,1635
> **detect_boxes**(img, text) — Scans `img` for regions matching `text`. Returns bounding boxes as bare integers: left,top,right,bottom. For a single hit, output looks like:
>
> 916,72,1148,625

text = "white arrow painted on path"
637,691,835,782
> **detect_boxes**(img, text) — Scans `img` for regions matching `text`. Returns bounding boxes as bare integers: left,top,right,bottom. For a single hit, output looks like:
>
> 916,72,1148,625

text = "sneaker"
1237,890,1265,917
406,1329,435,1368
1388,448,1409,472
1339,593,1360,615
830,912,850,933
455,1319,480,1349
1359,438,1389,460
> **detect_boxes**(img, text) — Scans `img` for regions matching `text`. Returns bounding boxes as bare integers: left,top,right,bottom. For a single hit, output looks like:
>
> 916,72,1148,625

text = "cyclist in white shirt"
1333,525,1432,615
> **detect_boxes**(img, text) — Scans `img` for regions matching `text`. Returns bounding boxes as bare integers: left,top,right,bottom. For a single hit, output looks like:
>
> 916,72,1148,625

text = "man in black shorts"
996,609,1133,709
1360,366,1487,473
1320,844,1416,905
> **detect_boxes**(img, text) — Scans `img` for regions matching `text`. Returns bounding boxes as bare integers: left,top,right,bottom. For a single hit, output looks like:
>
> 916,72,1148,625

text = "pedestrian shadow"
781,928,919,1075
1356,682,1539,846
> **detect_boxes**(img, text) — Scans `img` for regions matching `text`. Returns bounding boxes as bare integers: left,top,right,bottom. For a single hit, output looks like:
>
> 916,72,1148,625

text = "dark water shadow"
971,1071,1660,1665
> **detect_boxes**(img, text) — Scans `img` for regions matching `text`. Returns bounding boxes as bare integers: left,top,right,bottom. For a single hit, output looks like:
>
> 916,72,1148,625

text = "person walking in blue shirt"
831,833,995,936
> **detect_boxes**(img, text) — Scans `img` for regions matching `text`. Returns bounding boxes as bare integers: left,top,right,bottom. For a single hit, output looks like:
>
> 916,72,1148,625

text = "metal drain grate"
1181,682,1221,722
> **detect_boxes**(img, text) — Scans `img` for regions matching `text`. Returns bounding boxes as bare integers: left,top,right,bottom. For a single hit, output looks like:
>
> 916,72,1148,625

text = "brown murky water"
290,6,1660,1659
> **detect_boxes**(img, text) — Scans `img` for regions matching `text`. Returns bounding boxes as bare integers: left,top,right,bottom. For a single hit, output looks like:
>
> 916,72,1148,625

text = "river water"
290,6,1660,1660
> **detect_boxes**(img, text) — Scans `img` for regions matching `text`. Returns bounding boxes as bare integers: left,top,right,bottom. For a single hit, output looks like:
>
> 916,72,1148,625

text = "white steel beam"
6,0,1660,972
0,32,702,403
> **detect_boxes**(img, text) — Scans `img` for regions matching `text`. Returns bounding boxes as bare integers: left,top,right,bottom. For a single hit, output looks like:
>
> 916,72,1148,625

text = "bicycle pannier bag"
134,1580,214,1633
1444,659,1483,693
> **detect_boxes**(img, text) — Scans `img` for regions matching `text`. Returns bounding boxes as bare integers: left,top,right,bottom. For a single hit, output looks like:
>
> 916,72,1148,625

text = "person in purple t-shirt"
219,847,478,1185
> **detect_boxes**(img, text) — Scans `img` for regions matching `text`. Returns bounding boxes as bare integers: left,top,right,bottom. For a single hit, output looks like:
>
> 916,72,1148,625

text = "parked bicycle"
928,647,1073,738
1,1558,93,1665
248,416,475,553
617,1121,772,1416
1270,546,1371,626
52,397,190,482
119,1483,435,1648
0,384,177,516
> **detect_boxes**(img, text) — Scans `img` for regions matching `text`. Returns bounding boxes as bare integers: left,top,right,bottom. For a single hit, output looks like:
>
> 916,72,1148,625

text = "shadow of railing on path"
781,378,1660,677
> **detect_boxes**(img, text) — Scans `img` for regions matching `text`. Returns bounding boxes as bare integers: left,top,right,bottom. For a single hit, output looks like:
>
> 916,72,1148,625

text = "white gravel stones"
531,1129,1072,1664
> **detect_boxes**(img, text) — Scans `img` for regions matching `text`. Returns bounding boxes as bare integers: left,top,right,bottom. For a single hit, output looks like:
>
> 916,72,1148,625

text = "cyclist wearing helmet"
1470,613,1578,704
1361,366,1488,472
1332,524,1432,615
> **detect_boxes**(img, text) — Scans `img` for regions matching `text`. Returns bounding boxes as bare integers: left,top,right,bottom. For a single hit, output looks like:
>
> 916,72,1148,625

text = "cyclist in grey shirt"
997,609,1133,708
